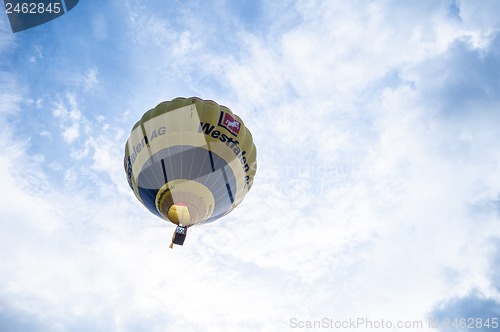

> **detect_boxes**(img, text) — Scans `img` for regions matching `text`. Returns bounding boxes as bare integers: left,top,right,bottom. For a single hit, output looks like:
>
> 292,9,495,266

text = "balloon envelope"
124,97,257,226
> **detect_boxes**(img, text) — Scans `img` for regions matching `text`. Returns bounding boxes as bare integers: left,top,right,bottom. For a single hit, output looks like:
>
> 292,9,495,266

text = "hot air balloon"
124,97,257,248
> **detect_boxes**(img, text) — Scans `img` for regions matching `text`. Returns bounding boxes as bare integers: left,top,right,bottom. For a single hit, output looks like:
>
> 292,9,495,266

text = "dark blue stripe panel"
137,187,162,218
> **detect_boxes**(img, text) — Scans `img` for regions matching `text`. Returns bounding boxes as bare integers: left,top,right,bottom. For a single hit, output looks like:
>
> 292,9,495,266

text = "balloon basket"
170,226,187,248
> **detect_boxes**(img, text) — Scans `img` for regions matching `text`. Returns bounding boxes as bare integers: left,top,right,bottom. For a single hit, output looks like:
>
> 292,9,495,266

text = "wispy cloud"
52,93,88,144
80,66,100,90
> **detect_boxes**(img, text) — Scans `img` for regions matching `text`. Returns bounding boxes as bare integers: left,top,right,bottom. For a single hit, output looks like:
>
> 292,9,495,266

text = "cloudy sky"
1,0,500,331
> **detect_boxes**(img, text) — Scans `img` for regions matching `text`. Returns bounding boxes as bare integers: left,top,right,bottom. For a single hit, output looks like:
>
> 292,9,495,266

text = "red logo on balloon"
218,112,241,136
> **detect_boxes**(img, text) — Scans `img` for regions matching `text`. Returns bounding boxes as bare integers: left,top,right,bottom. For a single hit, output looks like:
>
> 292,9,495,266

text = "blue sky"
1,0,500,331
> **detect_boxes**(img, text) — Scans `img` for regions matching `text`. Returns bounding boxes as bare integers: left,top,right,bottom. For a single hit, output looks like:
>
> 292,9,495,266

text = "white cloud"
81,66,100,90
52,93,88,144
0,19,14,54
185,0,500,324
27,45,43,63
39,129,52,139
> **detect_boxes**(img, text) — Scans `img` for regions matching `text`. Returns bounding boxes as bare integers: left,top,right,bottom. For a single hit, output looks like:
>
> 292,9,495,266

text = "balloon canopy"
124,97,257,228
